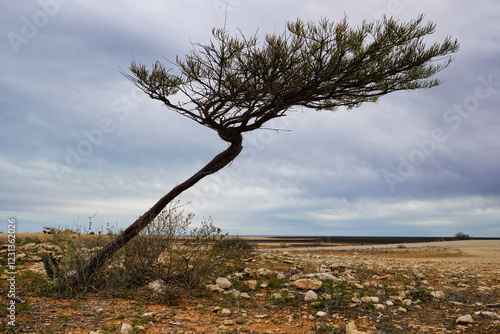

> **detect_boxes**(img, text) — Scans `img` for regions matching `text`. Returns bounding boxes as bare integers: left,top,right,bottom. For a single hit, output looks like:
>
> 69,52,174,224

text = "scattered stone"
15,252,26,260
402,299,412,307
346,321,368,334
95,308,104,314
316,311,327,317
304,290,318,302
360,296,379,303
243,268,259,279
272,292,282,299
385,300,394,306
456,314,474,324
374,303,386,310
281,268,301,278
430,291,445,299
224,289,241,298
474,311,500,319
255,314,269,318
322,293,332,300
148,279,166,294
258,268,274,277
221,308,231,315
141,311,156,318
120,323,133,334
223,319,234,325
293,278,322,290
240,292,251,299
398,307,408,313
216,277,232,289
242,280,258,290
206,284,225,293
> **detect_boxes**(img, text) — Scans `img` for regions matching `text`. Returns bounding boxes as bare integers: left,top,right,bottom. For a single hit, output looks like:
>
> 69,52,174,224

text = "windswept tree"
79,15,459,283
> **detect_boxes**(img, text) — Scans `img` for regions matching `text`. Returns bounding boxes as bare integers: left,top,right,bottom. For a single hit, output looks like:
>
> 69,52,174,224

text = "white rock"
216,277,232,289
293,278,322,290
221,308,231,315
206,284,225,293
224,289,241,298
385,300,394,306
276,273,286,280
456,314,473,324
120,323,133,334
374,304,386,310
346,321,368,334
257,268,274,277
360,296,379,303
316,311,327,317
147,279,166,294
21,243,37,250
402,299,412,307
430,291,445,299
304,290,318,301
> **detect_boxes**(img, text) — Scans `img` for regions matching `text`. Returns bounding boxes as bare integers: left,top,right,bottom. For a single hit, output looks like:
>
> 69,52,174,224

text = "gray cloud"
1,0,499,236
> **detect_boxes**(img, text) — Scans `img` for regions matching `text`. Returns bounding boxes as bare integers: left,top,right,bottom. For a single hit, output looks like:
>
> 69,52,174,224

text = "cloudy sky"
1,0,499,236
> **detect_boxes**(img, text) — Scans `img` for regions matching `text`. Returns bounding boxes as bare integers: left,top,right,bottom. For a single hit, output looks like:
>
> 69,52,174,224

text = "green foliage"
125,15,458,136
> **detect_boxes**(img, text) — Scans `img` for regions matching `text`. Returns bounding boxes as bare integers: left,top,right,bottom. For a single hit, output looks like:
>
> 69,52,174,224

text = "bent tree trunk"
78,131,243,284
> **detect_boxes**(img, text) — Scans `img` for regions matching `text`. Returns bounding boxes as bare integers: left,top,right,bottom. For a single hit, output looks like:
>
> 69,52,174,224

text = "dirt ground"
1,237,499,333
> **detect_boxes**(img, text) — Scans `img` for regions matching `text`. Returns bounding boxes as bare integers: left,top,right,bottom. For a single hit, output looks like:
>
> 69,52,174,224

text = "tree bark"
78,131,243,284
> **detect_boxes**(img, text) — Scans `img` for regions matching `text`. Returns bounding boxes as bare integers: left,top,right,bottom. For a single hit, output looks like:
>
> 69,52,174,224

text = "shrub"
454,232,471,240
211,235,255,255
41,201,236,301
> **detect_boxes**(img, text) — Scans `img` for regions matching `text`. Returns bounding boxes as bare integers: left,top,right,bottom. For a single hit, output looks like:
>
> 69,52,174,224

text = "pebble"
216,277,232,289
456,314,474,324
120,323,133,334
304,290,318,301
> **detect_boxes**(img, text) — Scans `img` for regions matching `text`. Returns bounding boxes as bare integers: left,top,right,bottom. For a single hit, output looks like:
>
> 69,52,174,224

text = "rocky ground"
1,238,499,333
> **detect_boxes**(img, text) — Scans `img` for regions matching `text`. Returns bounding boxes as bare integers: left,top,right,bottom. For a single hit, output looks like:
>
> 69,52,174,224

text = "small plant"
268,277,287,289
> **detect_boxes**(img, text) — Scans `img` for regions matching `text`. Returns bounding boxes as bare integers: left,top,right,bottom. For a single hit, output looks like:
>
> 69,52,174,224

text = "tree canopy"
125,15,458,142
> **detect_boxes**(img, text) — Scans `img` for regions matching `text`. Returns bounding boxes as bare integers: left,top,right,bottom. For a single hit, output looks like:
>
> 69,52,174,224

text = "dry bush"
109,202,226,291
44,201,240,300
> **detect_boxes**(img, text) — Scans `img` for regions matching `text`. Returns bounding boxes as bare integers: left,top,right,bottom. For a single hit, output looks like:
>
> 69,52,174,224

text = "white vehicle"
43,226,56,234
